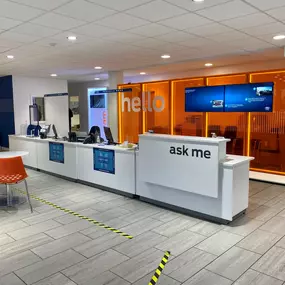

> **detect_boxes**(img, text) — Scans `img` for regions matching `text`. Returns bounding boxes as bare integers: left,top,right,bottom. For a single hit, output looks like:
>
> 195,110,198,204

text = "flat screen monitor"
90,95,105,108
52,124,58,139
104,127,114,144
224,82,274,112
185,86,225,112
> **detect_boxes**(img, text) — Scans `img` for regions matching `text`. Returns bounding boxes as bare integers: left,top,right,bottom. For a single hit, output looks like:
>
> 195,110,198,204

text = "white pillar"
108,71,123,142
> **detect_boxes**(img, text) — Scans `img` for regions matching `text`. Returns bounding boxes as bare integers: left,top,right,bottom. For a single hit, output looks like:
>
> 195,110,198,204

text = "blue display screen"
185,86,225,112
93,148,115,174
185,82,274,112
49,142,64,164
225,82,273,112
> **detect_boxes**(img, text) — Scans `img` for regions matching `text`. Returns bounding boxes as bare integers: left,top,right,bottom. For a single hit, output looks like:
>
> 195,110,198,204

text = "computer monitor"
104,127,115,144
52,124,58,139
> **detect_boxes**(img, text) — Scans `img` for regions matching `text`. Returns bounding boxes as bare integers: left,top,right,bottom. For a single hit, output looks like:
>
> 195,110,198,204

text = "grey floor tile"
0,250,41,277
275,235,285,249
224,216,264,237
45,220,93,239
183,269,232,285
23,209,66,225
32,273,77,285
152,217,199,237
260,216,285,235
0,234,14,246
151,210,180,223
156,230,205,256
248,202,262,213
31,232,91,259
88,208,132,223
252,246,285,281
8,220,61,240
63,249,129,284
120,218,163,236
0,220,28,235
189,221,223,237
73,233,126,258
207,246,261,281
122,208,161,223
247,206,282,222
164,247,216,283
78,271,130,285
0,233,53,258
111,248,165,283
133,273,180,285
196,230,243,256
0,273,26,285
115,232,167,258
251,186,285,201
233,269,283,285
15,249,86,285
54,208,98,225
237,229,281,254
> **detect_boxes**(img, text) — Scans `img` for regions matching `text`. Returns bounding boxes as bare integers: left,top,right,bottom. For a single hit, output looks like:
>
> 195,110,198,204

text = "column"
108,71,123,142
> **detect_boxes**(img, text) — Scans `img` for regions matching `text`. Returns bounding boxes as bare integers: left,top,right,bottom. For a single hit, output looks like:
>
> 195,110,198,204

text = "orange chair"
0,156,33,212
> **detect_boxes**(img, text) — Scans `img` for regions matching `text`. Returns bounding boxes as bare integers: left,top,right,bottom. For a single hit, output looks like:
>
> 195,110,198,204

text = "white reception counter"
9,134,254,223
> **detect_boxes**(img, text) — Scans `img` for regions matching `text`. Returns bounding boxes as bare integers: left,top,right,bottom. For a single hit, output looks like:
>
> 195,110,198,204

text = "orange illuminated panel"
207,74,247,86
142,81,170,134
118,84,142,143
172,78,205,137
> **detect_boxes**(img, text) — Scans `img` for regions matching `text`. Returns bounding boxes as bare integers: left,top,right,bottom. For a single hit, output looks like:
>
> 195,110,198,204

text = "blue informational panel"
93,148,115,174
49,142,64,164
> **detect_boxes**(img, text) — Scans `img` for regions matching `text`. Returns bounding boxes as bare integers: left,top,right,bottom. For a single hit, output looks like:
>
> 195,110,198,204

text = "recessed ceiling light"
67,35,77,41
7,55,14,59
273,35,285,40
140,72,146,75
192,0,204,2
94,66,102,70
50,74,57,77
161,54,171,59
205,63,213,67
94,77,100,80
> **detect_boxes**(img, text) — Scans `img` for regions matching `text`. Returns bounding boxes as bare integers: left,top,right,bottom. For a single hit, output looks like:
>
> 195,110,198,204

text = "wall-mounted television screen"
185,82,274,113
224,82,274,112
185,85,225,112
90,94,105,108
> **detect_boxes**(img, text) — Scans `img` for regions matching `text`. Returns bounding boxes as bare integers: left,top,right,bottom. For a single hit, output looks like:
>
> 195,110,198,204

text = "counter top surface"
222,155,254,168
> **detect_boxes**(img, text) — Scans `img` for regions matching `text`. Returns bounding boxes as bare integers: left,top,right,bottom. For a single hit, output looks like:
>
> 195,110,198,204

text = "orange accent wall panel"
207,74,247,86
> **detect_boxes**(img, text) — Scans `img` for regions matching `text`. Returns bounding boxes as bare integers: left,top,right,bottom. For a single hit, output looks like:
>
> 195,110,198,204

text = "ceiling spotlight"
140,72,146,75
192,0,204,2
273,35,285,40
7,55,14,59
67,35,77,41
50,74,57,77
94,77,100,80
205,63,213,67
161,54,171,59
94,66,102,70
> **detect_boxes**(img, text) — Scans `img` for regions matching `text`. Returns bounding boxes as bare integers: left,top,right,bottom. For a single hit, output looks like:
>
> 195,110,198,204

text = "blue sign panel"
93,148,115,174
93,88,132,94
49,142,64,164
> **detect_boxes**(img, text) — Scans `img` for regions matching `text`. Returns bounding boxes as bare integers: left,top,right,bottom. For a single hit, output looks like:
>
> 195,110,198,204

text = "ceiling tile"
86,0,154,11
228,38,274,51
244,0,285,10
10,0,72,10
126,0,186,22
222,13,276,29
242,22,285,37
267,6,285,21
206,30,251,42
179,37,216,48
132,38,167,49
96,13,149,30
156,31,197,42
31,13,87,30
158,13,212,30
0,17,22,30
0,31,42,43
0,0,44,21
54,0,116,22
71,23,117,37
10,23,61,37
187,23,233,36
128,23,173,37
0,39,23,48
101,31,145,43
164,0,233,11
196,0,258,21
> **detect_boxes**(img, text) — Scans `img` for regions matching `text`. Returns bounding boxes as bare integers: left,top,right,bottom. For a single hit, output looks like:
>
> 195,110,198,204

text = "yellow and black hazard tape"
13,187,133,239
149,251,171,285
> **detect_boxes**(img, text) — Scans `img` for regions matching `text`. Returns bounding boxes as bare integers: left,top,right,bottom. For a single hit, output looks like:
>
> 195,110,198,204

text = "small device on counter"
39,125,51,139
68,132,77,142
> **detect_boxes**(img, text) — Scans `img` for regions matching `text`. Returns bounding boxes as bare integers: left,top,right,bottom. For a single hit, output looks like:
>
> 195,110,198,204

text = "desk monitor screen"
52,124,58,139
104,127,114,144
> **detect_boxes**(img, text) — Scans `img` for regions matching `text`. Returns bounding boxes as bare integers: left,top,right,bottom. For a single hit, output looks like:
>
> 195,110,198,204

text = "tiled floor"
1,170,285,284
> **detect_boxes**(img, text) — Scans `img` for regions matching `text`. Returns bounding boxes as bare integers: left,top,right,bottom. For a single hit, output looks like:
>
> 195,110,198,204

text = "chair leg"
24,179,33,213
6,184,11,207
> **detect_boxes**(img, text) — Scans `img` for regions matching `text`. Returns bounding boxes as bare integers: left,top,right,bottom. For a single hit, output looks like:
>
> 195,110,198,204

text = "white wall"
12,76,68,134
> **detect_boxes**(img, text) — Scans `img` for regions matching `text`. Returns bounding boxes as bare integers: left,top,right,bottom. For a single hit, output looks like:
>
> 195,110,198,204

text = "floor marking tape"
13,187,133,239
148,251,171,285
